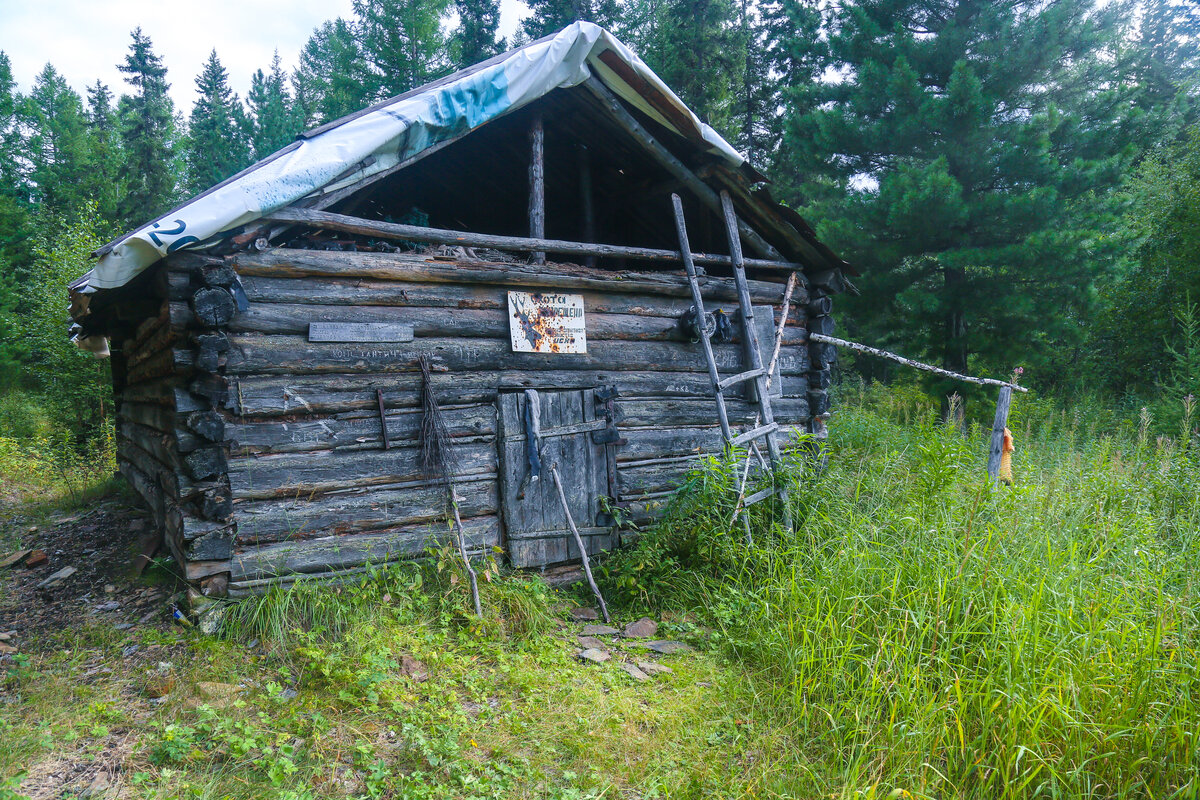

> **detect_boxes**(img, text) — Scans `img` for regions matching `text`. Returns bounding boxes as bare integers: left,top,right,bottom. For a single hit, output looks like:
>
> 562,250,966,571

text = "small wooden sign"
508,291,587,354
308,322,415,343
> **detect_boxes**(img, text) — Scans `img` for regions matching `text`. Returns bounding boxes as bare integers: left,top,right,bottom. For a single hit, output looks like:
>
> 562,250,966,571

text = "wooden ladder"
671,191,792,542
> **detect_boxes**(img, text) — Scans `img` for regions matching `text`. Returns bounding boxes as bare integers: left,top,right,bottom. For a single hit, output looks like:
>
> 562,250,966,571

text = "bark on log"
230,514,500,581
231,249,800,301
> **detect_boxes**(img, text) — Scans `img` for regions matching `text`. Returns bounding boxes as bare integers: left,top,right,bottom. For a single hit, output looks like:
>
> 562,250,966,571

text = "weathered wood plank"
226,403,496,455
228,439,497,500
234,476,498,544
225,369,808,417
224,335,811,378
229,514,500,581
236,274,808,317
613,396,809,428
231,303,698,342
230,250,800,303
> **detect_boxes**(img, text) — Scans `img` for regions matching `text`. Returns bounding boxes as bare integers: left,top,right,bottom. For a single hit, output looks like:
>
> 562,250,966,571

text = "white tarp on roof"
86,22,744,291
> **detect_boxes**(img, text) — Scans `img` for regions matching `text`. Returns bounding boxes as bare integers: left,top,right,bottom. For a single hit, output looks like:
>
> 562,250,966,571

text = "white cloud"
2,0,530,111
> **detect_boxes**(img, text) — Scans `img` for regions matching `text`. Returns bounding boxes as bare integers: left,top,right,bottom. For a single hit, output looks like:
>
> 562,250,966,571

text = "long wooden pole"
578,144,596,268
987,385,1013,482
580,76,796,265
809,332,1028,392
264,206,809,273
528,113,546,265
550,465,610,623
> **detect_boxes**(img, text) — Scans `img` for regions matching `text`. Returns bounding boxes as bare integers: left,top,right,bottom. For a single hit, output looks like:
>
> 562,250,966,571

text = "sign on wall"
308,322,415,342
508,291,587,354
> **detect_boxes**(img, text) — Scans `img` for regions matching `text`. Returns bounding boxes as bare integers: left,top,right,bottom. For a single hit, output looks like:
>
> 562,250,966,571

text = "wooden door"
497,389,613,568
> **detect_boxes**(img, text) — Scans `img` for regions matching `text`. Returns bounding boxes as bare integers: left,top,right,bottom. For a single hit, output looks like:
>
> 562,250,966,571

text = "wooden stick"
987,385,1013,482
263,206,808,273
809,333,1029,392
375,389,390,450
528,113,545,265
550,464,610,623
451,489,483,617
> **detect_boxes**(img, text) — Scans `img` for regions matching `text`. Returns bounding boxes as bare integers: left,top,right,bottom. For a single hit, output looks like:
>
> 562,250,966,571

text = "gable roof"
83,22,844,293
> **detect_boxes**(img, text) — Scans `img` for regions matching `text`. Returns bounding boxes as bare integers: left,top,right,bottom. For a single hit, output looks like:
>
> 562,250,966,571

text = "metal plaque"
308,322,415,343
508,291,587,354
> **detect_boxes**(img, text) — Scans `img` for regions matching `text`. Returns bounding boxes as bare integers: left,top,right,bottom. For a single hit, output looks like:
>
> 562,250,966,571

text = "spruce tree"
294,19,373,125
116,27,176,227
783,0,1139,380
247,51,298,159
186,50,251,194
22,64,90,215
83,81,124,227
353,0,453,97
452,0,504,68
520,0,621,40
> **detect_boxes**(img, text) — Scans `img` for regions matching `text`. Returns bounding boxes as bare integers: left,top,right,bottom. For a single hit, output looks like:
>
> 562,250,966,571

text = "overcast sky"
1,0,531,111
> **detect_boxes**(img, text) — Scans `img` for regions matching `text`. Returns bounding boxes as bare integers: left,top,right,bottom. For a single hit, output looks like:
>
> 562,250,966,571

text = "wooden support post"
987,385,1013,482
550,464,610,623
529,113,546,266
578,144,596,268
376,389,390,450
451,489,483,617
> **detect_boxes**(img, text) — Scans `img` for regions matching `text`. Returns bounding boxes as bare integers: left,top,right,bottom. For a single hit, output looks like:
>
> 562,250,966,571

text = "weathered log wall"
201,248,812,593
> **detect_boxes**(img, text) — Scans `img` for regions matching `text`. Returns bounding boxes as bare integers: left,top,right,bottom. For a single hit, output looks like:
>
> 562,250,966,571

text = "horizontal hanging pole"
810,332,1029,392
263,207,807,275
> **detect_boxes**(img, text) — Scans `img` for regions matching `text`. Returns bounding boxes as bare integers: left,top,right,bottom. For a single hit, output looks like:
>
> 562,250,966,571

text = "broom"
418,356,482,617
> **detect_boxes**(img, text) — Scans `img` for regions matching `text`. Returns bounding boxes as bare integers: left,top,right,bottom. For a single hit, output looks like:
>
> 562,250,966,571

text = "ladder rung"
716,368,765,392
730,423,779,447
744,487,775,506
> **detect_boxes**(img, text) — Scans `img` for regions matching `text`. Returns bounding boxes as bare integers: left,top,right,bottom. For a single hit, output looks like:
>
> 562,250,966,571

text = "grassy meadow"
1,384,1198,798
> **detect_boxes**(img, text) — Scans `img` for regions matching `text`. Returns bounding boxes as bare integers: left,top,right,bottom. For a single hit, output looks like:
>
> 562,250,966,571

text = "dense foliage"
0,1,1196,445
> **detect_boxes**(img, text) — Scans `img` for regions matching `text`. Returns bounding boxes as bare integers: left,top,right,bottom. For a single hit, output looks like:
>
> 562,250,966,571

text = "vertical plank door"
497,389,614,568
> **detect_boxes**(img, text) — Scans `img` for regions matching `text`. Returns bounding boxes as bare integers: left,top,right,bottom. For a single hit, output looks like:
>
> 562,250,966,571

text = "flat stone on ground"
35,565,77,590
577,635,608,650
624,616,658,638
637,640,694,655
581,624,619,636
577,648,611,664
569,607,600,621
24,550,48,568
637,661,674,675
0,550,30,569
620,662,650,681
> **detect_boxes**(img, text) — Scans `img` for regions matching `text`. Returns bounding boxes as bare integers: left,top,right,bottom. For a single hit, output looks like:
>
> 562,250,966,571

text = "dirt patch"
18,729,139,799
0,496,183,648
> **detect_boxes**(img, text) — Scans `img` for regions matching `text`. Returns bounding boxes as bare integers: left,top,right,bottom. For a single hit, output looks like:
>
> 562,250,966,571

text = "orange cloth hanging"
999,427,1014,485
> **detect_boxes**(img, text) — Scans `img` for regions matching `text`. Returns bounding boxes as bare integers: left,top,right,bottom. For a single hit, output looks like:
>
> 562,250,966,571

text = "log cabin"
67,23,851,597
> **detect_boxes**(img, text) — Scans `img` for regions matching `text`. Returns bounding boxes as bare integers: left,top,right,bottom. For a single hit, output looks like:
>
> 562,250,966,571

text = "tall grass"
608,385,1200,798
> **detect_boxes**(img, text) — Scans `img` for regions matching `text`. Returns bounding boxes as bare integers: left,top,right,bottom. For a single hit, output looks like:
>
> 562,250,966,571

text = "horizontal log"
118,457,165,522
226,370,798,417
192,286,235,327
263,207,806,274
119,420,181,475
230,514,500,581
231,303,692,342
126,346,191,385
237,274,808,319
234,476,497,544
118,401,175,434
808,333,1029,392
128,302,169,350
125,318,177,370
223,335,810,378
231,250,800,305
229,439,497,500
227,403,495,455
613,396,809,428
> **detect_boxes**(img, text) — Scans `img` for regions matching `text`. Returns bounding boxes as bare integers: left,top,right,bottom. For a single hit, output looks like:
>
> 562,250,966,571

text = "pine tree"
783,0,1140,380
0,52,31,384
247,51,298,159
521,0,621,40
185,50,251,194
353,0,453,98
731,0,776,162
452,0,504,68
0,52,26,199
22,64,90,215
294,19,374,125
642,0,744,139
116,27,177,227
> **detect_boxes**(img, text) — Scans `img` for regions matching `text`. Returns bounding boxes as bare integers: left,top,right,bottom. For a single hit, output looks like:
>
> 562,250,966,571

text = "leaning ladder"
670,191,791,541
